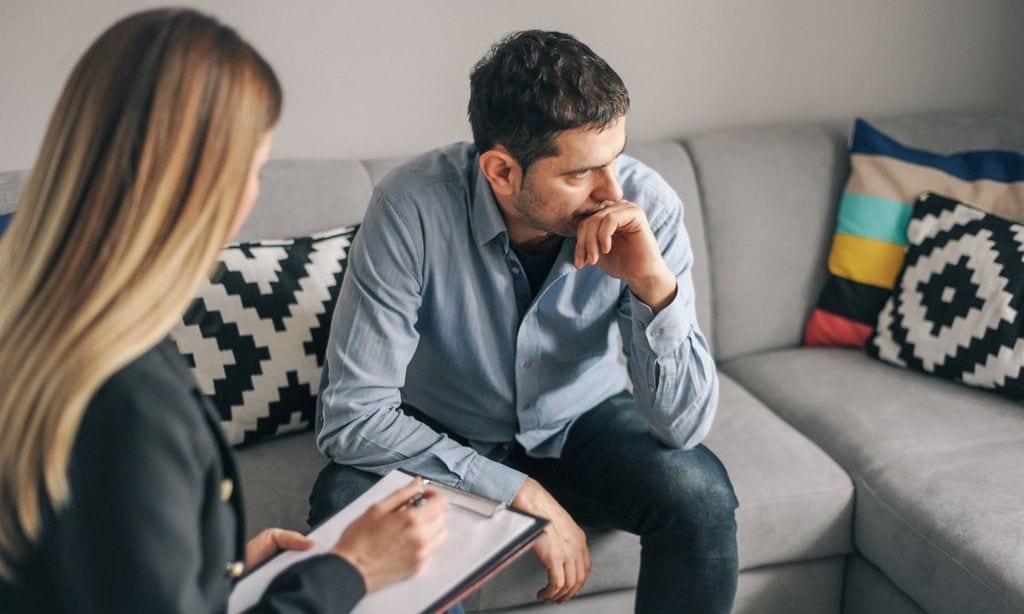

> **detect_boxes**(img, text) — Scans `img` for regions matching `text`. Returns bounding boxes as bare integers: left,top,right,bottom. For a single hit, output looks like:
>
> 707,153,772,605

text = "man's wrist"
628,269,677,314
511,476,538,511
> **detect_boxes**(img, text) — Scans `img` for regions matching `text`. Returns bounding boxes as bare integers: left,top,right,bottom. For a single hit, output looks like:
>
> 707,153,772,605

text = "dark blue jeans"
309,391,739,613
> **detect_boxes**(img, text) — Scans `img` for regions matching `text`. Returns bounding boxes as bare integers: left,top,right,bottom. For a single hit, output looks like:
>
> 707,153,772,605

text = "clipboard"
228,469,547,614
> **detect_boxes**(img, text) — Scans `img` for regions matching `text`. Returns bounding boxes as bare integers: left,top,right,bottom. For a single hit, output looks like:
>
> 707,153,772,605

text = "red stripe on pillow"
803,309,874,348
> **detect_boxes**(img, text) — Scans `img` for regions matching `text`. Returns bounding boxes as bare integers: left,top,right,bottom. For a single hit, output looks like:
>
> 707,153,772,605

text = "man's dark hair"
468,30,630,173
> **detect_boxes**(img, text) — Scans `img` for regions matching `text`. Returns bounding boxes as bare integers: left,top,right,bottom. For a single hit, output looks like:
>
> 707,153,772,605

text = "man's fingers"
574,229,587,268
575,201,645,268
537,558,566,601
573,555,588,597
554,560,577,602
575,216,598,268
598,214,617,254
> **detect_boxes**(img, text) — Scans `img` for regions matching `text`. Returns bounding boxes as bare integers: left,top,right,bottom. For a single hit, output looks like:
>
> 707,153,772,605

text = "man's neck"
511,231,563,255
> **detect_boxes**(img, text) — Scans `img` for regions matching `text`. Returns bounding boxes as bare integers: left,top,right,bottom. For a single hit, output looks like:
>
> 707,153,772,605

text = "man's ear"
478,146,521,197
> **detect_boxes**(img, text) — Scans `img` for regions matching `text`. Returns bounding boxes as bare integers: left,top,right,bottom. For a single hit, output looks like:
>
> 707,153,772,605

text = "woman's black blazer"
0,338,364,613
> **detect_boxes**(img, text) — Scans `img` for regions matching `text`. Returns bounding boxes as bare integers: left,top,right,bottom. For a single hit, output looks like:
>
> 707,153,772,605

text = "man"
310,30,738,612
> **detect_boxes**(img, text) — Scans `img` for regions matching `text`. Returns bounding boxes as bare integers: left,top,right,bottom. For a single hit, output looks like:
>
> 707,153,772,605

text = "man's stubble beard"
515,179,576,239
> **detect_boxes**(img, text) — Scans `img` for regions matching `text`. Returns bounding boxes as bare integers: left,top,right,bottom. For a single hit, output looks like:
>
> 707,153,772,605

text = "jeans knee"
641,448,738,557
685,458,738,525
307,462,379,527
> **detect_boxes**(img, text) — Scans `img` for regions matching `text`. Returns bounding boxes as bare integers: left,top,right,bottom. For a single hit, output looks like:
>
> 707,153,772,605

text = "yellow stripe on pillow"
847,155,1024,222
827,233,905,289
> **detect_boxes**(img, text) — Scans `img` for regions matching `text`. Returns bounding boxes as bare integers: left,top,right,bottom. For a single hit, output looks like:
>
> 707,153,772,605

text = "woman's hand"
245,528,315,569
331,478,449,592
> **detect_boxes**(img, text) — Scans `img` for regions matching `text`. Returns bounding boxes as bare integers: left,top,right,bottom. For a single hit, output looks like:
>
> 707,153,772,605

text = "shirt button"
511,265,521,275
522,360,533,368
226,561,245,578
220,478,234,502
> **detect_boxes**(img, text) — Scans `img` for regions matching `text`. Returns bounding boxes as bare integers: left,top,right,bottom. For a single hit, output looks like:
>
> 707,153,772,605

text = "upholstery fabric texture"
685,122,850,362
724,348,1024,613
869,193,1024,400
170,225,358,446
843,554,926,614
805,119,1024,348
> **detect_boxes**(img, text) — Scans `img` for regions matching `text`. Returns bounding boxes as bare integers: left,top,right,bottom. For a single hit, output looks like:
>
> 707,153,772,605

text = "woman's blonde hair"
0,9,282,578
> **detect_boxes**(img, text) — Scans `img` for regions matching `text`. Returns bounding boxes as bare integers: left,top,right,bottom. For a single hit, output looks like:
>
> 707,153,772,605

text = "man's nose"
593,166,624,203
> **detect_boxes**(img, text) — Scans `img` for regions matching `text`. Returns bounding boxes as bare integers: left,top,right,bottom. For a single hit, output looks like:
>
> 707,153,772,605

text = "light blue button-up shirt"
315,142,718,504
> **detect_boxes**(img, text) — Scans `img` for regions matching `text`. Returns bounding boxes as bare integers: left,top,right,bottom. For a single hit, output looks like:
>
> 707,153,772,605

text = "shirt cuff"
630,287,694,357
461,453,528,505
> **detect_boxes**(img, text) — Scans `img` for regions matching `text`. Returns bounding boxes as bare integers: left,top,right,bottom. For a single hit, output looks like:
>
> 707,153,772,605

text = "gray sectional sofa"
3,111,1022,613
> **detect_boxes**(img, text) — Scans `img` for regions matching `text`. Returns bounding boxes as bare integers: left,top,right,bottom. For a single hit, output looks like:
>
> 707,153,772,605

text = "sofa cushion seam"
856,475,1018,609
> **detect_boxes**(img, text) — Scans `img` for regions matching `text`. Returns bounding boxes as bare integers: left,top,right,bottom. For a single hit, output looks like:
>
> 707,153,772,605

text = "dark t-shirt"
510,240,563,299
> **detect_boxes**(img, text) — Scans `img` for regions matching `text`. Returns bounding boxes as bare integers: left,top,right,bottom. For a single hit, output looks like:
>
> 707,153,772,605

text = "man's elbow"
661,372,719,449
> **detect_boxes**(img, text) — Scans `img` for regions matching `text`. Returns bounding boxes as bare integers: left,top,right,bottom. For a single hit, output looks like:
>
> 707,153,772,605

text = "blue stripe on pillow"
0,213,11,236
850,118,1024,183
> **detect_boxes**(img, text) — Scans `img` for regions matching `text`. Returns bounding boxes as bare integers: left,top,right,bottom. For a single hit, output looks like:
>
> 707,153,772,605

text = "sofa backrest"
685,110,1024,363
684,121,850,363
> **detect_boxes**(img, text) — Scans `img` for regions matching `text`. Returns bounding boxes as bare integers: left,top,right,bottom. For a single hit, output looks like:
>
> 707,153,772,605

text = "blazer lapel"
156,338,248,560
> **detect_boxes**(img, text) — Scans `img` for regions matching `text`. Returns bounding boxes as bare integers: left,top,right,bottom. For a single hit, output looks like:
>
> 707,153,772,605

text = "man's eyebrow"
563,140,628,176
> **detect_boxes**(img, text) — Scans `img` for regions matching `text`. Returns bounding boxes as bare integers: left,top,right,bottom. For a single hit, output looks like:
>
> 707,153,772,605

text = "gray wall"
2,0,1022,171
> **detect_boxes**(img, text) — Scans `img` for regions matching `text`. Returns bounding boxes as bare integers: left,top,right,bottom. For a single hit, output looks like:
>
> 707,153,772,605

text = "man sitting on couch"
310,30,738,612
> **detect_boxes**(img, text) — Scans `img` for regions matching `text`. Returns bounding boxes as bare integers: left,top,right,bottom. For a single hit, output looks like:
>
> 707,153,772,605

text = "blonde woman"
0,9,447,612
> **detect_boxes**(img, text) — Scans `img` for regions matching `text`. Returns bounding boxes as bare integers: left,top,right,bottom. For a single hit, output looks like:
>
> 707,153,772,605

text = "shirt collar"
469,155,510,247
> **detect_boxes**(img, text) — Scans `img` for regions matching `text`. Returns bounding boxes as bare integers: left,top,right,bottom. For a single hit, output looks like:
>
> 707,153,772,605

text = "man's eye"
572,169,591,180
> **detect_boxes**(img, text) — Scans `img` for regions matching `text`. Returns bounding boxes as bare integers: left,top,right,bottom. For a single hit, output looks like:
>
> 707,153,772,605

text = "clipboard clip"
423,480,506,518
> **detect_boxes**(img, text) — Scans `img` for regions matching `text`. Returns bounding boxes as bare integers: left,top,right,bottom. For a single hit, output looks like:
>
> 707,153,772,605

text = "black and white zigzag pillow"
171,225,359,446
868,193,1024,400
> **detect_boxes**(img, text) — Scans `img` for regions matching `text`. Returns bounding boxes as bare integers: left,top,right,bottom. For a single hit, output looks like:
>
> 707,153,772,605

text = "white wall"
2,0,1022,171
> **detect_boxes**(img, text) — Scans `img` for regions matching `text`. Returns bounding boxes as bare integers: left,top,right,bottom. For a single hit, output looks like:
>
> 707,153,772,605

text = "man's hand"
512,477,591,603
574,199,677,313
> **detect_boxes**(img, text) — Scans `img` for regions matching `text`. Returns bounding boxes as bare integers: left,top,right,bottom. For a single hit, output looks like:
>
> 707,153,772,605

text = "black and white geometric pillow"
868,193,1024,400
170,225,359,446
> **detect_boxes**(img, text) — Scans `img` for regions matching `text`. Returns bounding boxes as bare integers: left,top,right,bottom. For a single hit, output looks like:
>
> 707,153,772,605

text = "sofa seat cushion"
724,348,1024,613
706,373,853,568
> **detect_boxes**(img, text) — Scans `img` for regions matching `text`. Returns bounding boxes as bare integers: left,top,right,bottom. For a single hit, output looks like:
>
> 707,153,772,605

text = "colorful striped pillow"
803,119,1024,348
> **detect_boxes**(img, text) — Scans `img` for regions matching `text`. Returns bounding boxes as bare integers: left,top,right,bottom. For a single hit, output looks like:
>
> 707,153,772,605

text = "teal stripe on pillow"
836,193,912,245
